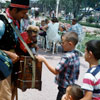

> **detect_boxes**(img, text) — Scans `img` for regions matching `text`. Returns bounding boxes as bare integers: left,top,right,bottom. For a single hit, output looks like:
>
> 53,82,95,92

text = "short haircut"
45,19,49,24
68,84,84,100
85,40,100,60
62,32,78,45
41,20,45,24
72,18,77,23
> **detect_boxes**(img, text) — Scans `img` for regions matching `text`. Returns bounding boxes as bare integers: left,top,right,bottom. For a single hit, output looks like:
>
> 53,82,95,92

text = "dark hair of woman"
51,17,58,23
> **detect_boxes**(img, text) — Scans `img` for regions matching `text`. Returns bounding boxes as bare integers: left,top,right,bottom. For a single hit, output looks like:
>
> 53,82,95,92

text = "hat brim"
10,3,30,9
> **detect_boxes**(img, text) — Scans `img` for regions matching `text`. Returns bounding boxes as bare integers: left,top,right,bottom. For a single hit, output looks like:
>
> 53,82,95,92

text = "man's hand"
3,50,19,63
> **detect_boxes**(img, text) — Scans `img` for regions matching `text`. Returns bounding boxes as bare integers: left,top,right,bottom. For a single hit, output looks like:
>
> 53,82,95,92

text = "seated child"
62,84,84,100
81,40,100,100
39,20,46,37
39,19,48,49
19,25,39,55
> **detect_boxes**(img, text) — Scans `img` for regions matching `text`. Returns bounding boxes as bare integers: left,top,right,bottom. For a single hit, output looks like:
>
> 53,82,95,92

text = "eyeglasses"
61,41,64,44
61,40,69,44
60,41,66,45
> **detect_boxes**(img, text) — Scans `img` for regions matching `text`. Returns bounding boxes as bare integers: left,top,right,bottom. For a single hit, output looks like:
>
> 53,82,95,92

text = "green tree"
60,0,100,21
38,0,100,21
38,0,56,13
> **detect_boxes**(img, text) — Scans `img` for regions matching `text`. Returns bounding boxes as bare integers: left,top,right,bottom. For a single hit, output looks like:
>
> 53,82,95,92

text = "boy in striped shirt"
81,40,100,100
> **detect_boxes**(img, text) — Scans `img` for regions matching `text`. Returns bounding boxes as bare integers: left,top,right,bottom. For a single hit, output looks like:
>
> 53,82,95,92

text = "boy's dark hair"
85,40,100,60
68,84,84,100
41,20,45,24
62,32,78,45
45,19,49,24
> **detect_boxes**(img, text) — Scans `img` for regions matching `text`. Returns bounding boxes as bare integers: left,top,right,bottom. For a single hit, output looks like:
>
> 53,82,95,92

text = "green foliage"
93,30,100,35
36,22,40,26
0,1,10,8
38,0,100,19
77,33,100,53
38,0,56,12
79,22,100,28
60,19,100,28
61,20,71,24
58,17,63,21
86,16,95,23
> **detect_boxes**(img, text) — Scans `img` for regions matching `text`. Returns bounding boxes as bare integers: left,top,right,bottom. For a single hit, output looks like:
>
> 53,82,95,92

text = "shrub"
77,32,100,53
86,16,95,23
79,22,100,28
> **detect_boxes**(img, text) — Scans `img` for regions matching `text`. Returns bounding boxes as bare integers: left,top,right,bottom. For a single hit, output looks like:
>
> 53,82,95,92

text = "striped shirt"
55,50,80,88
82,65,100,100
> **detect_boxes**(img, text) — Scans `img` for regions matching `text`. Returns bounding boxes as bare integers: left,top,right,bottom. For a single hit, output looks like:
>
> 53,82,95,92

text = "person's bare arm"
42,25,48,32
80,90,92,100
35,55,59,75
59,23,63,32
3,50,19,63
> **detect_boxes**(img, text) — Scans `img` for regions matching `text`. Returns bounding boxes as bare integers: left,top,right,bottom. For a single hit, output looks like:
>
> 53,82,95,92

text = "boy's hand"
35,55,46,62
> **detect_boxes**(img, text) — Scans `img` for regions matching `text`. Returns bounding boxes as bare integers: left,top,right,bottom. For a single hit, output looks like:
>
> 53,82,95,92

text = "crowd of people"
0,0,100,100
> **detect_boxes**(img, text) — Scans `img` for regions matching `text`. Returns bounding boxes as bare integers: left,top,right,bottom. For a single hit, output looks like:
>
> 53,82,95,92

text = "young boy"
81,40,100,100
61,84,84,100
36,32,80,100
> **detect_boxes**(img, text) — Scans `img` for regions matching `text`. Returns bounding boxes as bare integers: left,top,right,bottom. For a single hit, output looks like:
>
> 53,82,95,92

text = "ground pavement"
17,48,89,100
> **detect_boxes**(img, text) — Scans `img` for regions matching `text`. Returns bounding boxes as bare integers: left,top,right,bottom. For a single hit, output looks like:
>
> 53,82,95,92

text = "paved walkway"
83,26,100,34
17,49,89,100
